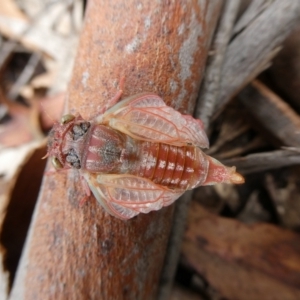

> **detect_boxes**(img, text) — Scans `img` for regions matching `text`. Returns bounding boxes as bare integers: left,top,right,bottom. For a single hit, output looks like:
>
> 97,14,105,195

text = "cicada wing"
83,173,184,220
83,173,140,219
98,93,209,148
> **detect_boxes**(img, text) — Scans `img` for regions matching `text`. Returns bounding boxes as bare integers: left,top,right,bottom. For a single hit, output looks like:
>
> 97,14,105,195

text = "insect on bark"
46,91,244,220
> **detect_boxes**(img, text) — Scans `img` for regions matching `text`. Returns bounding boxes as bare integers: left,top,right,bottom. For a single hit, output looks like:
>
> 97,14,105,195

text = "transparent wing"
97,93,209,148
83,173,184,220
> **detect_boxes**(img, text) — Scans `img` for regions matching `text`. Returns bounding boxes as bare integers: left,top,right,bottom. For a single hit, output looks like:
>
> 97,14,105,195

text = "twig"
0,1,78,97
0,41,18,71
232,0,273,36
281,146,300,153
238,80,300,147
196,0,240,129
215,136,265,159
221,149,300,174
7,52,42,101
157,191,193,300
213,0,300,117
207,124,250,155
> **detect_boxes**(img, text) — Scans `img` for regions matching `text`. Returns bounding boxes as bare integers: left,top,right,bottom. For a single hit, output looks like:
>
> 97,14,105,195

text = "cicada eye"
61,114,75,125
52,157,63,169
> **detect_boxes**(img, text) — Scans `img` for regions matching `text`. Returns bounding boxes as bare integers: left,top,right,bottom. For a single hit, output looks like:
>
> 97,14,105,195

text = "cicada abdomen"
47,93,244,219
130,142,242,188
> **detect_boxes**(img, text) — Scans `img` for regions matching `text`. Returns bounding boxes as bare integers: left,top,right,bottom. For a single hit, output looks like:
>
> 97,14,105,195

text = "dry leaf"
0,1,82,95
0,95,43,148
0,140,47,298
182,202,300,300
0,0,27,20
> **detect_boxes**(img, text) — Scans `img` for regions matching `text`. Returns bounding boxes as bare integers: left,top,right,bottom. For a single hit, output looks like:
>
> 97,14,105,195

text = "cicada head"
46,114,91,170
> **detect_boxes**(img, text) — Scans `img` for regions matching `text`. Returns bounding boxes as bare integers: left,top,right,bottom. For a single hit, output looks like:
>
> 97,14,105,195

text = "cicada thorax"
82,125,127,173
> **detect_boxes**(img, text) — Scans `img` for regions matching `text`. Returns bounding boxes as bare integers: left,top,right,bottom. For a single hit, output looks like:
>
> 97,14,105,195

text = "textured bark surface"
9,1,222,299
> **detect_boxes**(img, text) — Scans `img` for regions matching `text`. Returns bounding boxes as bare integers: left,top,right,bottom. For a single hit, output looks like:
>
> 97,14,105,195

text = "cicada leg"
98,77,125,114
79,175,92,206
44,166,71,176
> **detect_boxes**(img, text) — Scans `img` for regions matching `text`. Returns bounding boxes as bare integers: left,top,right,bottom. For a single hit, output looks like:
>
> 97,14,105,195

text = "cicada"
46,92,244,220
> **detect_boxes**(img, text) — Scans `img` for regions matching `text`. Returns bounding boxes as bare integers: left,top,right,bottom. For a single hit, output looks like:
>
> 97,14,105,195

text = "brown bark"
9,1,222,299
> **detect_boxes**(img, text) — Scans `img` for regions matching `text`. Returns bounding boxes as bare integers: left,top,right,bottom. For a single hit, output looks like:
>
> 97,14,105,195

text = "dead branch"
221,149,300,174
213,0,300,117
196,0,240,129
238,80,300,147
9,1,223,299
7,52,42,101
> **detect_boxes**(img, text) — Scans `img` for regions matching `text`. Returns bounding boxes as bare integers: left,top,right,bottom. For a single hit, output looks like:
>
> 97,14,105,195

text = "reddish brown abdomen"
131,142,209,190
